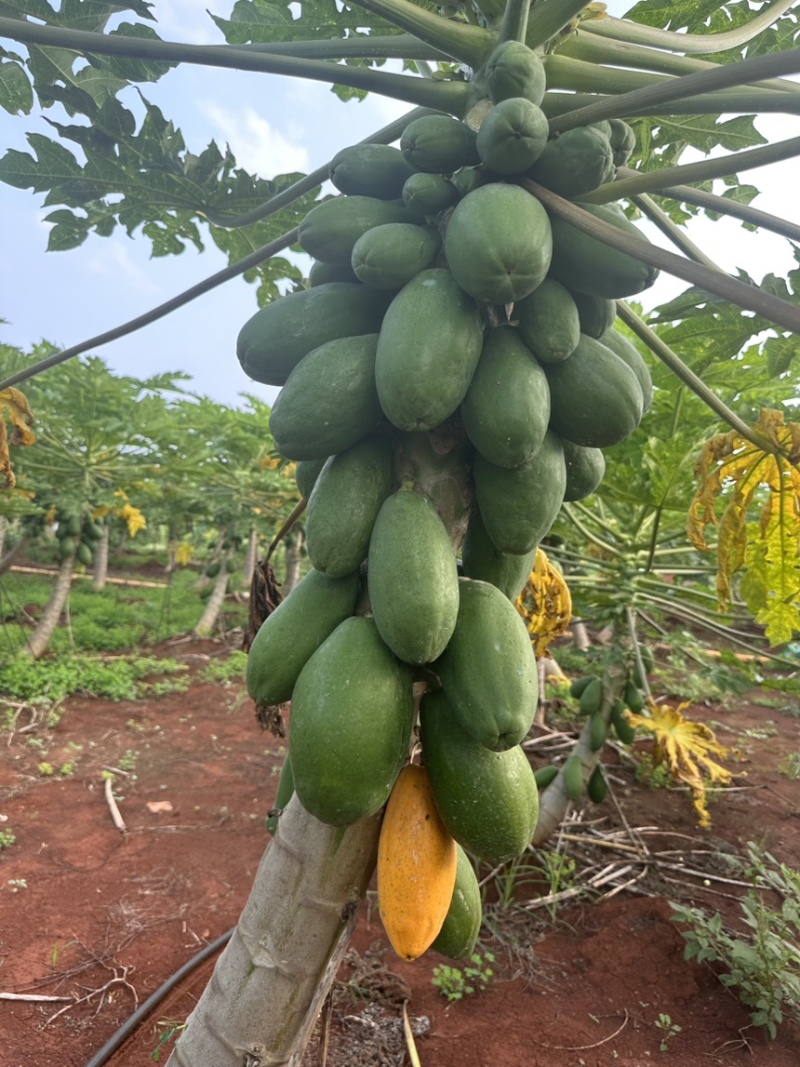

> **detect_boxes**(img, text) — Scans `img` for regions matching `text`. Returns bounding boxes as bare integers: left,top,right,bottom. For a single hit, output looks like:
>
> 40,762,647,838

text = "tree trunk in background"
283,528,304,595
0,516,6,558
194,553,231,637
168,797,380,1067
0,534,30,577
92,526,110,591
244,525,259,587
112,528,128,558
164,536,177,575
22,551,76,659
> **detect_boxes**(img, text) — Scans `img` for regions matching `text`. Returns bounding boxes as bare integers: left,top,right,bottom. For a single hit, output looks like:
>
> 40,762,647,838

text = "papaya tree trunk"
244,525,259,587
0,516,6,558
0,534,30,576
194,553,231,637
22,551,76,659
283,529,304,595
92,526,110,590
168,796,381,1066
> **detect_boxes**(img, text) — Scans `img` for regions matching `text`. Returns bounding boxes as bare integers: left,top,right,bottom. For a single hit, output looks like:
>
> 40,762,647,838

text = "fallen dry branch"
10,564,167,588
103,776,127,833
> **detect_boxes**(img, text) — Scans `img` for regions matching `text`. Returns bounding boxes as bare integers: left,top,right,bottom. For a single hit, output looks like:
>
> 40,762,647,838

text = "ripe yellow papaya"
377,764,458,962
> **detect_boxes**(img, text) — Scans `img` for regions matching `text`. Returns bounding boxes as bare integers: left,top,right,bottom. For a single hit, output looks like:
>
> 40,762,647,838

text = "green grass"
0,567,247,656
0,652,190,704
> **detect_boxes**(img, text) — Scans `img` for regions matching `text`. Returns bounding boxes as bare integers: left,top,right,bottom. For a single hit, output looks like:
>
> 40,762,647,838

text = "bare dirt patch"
1,641,798,1067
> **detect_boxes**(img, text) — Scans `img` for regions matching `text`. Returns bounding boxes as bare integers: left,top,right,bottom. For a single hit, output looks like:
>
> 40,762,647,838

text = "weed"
635,753,674,790
431,951,495,1003
38,762,55,777
151,1020,187,1061
779,753,800,780
538,851,578,920
202,651,248,685
59,762,75,777
654,1012,681,1051
117,749,139,773
0,828,16,849
671,844,800,1038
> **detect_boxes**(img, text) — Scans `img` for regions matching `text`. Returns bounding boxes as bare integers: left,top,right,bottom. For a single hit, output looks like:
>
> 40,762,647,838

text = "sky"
0,0,798,410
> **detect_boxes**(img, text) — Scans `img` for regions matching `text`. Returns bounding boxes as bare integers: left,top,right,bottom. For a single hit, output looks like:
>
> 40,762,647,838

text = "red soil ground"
1,636,798,1067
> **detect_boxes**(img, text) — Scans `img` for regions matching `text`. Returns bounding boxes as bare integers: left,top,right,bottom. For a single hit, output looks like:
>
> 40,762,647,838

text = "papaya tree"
1,1,800,1065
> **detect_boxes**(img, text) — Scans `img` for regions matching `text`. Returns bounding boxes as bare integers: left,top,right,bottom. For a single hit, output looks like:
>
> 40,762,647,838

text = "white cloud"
197,101,310,176
86,242,160,295
153,0,223,46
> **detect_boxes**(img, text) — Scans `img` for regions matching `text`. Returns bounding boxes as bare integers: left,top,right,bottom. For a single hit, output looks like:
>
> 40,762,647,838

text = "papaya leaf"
627,701,734,829
688,408,800,645
515,548,572,656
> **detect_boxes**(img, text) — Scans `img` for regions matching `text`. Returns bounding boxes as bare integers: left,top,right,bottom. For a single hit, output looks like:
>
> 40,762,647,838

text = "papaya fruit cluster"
55,507,104,566
241,39,658,962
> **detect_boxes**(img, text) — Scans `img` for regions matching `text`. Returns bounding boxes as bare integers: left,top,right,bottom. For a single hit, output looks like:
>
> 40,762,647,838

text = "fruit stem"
497,0,530,47
524,179,800,335
615,303,780,456
630,194,722,272
341,0,493,67
0,17,471,114
580,135,800,206
547,44,800,131
640,180,800,245
557,28,800,96
580,0,797,55
525,0,592,51
542,87,800,120
237,32,452,61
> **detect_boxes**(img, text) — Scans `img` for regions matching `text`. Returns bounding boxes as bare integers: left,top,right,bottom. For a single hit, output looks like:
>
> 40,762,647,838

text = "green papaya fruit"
528,125,614,198
476,97,549,175
298,196,418,265
569,675,595,699
400,114,480,173
305,435,392,578
588,712,608,752
59,536,76,560
308,260,360,287
237,283,391,387
544,334,643,448
420,689,539,864
516,279,580,364
266,754,294,836
587,765,608,804
269,335,383,461
625,680,645,714
76,542,93,566
434,577,538,750
368,486,459,665
375,268,483,432
485,40,546,106
82,521,104,542
598,327,654,413
205,561,221,579
608,119,636,166
579,676,603,715
295,457,327,500
444,182,552,305
534,764,559,789
401,171,458,215
547,203,659,299
246,568,360,707
460,509,537,602
351,222,440,291
562,438,606,502
430,845,482,960
473,430,566,556
461,327,551,469
329,143,417,199
451,166,487,197
570,292,616,339
610,701,636,744
290,617,414,826
562,755,584,802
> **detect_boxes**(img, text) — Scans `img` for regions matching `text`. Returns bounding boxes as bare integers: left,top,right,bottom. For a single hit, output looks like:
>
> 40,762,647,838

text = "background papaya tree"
1,1,800,1065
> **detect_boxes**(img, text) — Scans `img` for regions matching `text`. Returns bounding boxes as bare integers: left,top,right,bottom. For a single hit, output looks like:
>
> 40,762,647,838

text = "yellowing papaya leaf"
515,548,573,656
0,387,35,489
627,701,733,828
117,503,147,538
688,409,800,644
175,541,193,566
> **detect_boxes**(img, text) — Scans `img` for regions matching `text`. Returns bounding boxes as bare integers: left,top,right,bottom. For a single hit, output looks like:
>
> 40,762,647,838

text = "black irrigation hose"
84,927,234,1067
